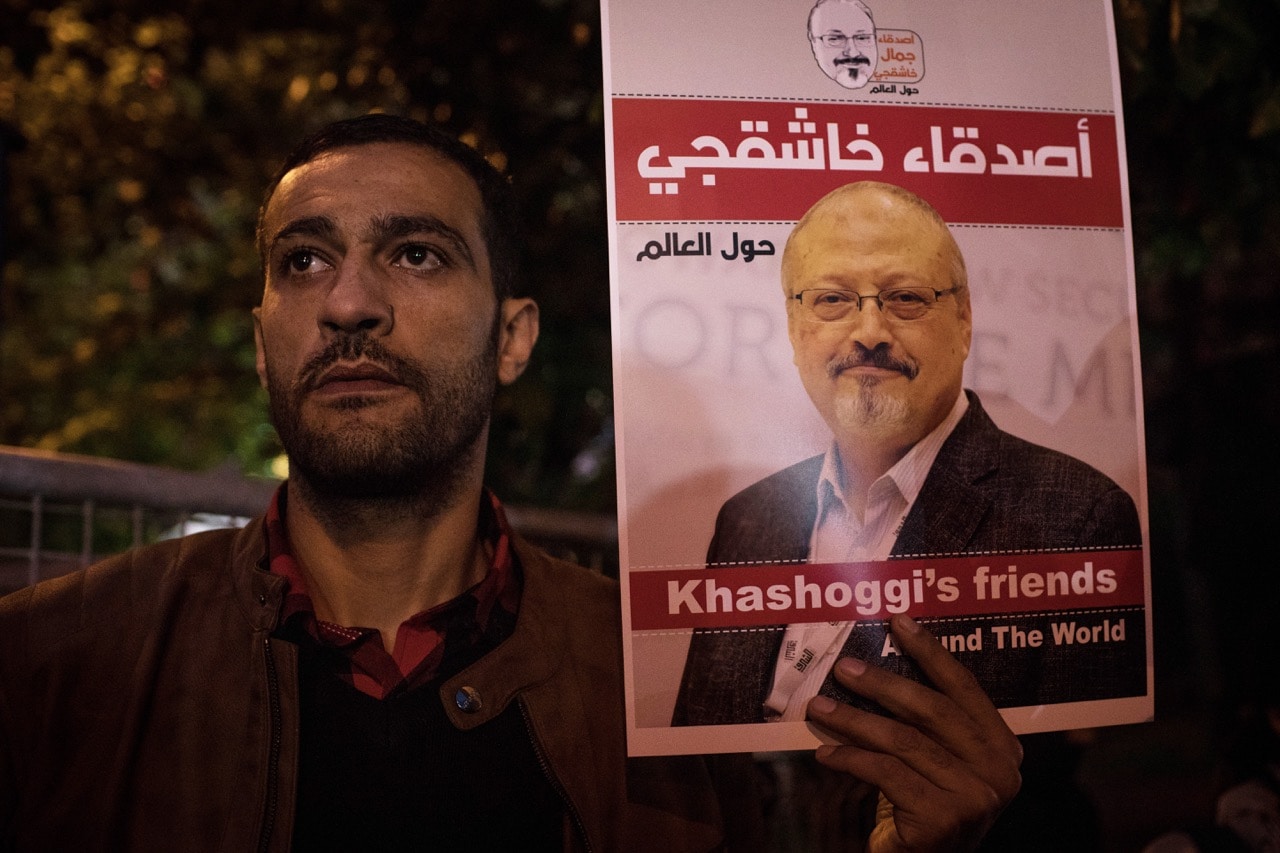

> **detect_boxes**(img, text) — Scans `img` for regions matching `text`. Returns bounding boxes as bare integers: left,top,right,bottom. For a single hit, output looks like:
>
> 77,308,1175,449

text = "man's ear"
496,297,540,385
252,307,269,390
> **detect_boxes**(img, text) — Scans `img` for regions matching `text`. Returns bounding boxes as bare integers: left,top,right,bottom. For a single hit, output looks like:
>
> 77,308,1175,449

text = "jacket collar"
228,515,288,633
438,536,568,731
892,389,999,557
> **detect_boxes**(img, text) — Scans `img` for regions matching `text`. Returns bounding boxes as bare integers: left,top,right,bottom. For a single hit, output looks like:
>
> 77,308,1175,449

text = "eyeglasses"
791,286,962,322
813,32,875,49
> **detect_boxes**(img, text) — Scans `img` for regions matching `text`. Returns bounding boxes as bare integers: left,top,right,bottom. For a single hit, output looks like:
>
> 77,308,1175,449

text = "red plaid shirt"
265,486,521,699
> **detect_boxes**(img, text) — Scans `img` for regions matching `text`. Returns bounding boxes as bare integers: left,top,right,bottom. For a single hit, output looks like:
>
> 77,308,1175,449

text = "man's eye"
815,291,853,305
395,244,444,271
282,249,329,275
884,290,927,305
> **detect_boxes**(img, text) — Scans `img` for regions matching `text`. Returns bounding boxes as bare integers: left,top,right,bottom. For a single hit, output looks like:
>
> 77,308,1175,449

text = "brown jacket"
0,517,755,852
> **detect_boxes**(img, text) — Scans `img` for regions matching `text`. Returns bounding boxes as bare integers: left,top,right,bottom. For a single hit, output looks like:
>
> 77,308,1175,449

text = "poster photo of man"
601,0,1151,755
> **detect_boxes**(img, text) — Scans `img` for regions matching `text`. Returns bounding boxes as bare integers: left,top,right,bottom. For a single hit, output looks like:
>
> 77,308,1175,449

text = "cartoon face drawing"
808,0,877,90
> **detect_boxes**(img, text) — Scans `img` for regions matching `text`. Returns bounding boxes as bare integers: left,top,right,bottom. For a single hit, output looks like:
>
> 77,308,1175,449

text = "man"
674,181,1143,727
0,119,1021,851
809,0,878,90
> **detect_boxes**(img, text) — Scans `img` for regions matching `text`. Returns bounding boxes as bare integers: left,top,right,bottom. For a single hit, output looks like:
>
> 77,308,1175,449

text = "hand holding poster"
601,0,1152,755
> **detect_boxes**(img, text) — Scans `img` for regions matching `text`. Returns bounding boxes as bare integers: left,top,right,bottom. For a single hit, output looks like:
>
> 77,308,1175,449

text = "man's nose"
319,261,393,335
842,297,895,347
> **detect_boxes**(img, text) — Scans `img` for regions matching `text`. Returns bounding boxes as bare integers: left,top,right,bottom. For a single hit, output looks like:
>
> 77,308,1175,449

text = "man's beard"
264,325,498,515
834,56,872,88
828,343,917,435
833,378,911,434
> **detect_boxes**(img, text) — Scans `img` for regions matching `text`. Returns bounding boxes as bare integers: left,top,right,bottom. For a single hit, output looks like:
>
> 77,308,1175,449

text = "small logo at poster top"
872,30,924,86
807,0,924,92
808,0,878,90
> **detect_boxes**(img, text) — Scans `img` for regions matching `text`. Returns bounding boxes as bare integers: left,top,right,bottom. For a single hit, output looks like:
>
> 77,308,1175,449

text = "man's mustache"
827,344,919,380
298,333,421,392
835,54,871,67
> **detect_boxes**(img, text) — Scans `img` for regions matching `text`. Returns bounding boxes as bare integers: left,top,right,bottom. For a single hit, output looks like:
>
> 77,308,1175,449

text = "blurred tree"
1115,0,1280,710
0,0,614,510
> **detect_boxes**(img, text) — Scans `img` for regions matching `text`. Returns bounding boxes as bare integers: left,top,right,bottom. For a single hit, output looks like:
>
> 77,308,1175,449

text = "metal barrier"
0,445,618,593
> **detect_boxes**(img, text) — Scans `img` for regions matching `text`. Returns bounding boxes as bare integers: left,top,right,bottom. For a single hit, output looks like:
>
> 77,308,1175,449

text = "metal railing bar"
80,499,94,568
0,446,619,586
132,505,144,549
28,494,41,588
0,446,279,518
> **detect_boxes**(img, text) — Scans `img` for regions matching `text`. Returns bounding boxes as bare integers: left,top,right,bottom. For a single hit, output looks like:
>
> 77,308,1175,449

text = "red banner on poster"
629,548,1144,630
612,99,1122,227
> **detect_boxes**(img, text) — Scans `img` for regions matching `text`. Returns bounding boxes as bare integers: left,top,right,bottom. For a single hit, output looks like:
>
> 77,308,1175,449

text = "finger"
807,711,1004,852
819,644,1021,800
807,690,999,798
808,691,1020,851
825,651,987,756
831,618,1021,765
885,614,1011,735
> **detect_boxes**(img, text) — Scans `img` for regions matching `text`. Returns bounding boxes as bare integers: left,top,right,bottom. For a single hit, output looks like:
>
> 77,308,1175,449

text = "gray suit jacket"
673,391,1144,725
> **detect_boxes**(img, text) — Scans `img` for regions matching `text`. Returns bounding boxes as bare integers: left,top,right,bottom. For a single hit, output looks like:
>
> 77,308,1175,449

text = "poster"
600,0,1153,756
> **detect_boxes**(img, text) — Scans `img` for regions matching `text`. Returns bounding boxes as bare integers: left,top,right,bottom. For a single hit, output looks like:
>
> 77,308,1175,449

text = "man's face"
809,1,877,90
784,188,971,460
254,142,536,502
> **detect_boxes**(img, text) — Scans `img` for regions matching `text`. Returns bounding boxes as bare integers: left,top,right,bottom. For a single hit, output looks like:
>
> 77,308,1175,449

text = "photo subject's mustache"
827,346,919,380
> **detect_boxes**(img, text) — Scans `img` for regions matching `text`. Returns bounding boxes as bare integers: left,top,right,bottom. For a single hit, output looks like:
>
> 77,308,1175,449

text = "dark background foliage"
0,0,614,509
2,0,1278,846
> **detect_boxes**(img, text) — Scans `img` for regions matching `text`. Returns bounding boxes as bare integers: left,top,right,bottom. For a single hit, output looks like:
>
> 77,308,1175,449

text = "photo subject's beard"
833,376,912,436
824,344,918,436
265,331,498,516
834,56,872,87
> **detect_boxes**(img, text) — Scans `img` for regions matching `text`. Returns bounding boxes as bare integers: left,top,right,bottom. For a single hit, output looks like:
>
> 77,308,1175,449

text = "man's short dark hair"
256,113,521,300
